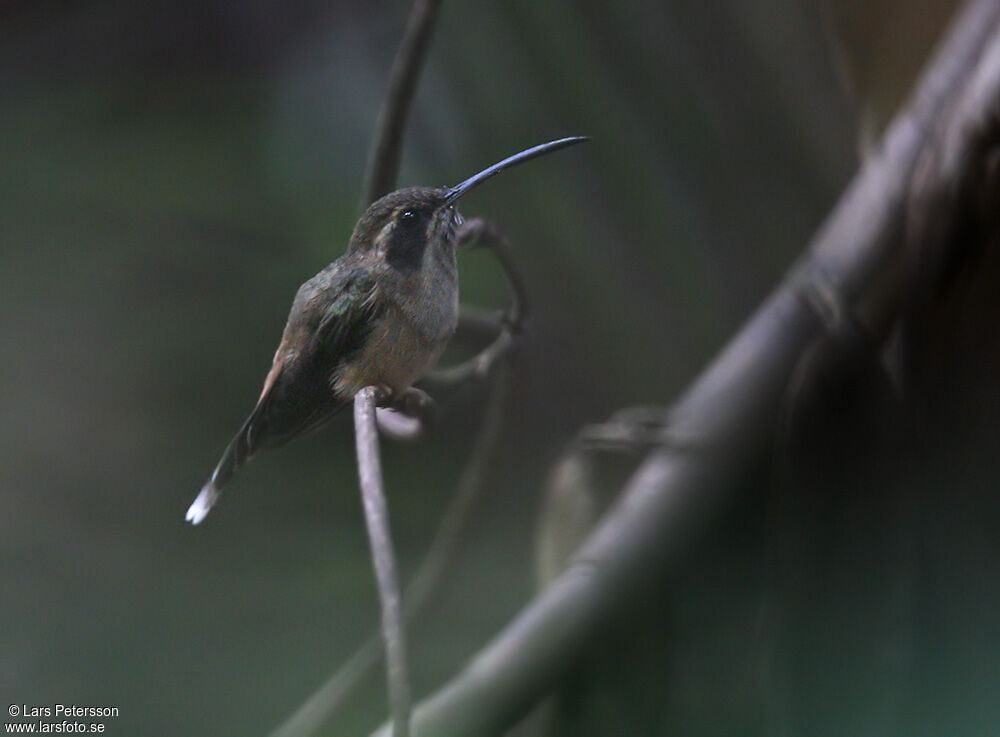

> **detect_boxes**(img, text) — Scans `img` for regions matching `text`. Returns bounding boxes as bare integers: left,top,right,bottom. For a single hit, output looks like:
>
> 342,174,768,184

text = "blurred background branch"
370,1,1000,734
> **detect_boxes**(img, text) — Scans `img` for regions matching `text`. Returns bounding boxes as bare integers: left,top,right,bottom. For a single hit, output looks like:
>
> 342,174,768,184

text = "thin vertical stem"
269,368,510,737
354,386,411,737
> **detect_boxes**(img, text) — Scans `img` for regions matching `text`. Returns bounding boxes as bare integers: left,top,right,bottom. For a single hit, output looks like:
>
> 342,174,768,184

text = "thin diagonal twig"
401,364,509,613
426,219,527,388
361,0,445,209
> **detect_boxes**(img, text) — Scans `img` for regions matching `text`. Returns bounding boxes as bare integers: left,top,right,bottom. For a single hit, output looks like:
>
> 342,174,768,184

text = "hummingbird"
186,136,587,524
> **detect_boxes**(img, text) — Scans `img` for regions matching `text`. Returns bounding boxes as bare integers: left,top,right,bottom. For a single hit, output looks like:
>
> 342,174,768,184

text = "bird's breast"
332,305,451,398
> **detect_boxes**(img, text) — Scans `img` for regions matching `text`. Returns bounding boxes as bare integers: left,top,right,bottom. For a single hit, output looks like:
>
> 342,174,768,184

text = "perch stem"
354,386,411,737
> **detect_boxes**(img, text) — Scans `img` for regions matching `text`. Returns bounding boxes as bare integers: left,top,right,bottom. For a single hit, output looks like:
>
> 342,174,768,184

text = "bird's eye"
399,210,419,228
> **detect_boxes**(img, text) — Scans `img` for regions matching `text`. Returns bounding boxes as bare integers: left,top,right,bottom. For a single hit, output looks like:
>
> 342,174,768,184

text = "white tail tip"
186,483,220,525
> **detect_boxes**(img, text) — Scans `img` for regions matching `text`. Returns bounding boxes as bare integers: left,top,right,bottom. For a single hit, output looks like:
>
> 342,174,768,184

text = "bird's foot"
375,386,437,441
392,387,437,426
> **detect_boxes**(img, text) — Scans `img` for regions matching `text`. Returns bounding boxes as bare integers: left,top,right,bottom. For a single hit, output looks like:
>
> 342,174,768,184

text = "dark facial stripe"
385,208,430,271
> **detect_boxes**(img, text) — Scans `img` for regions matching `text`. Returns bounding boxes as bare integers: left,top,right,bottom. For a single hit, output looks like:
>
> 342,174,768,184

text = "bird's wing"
245,265,380,450
311,267,381,359
189,264,381,522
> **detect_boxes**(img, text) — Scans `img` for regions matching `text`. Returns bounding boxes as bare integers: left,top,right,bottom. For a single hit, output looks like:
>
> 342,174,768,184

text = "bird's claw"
393,387,438,428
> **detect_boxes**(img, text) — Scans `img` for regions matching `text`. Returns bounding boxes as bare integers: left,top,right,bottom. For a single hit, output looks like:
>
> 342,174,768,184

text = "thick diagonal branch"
370,1,1000,735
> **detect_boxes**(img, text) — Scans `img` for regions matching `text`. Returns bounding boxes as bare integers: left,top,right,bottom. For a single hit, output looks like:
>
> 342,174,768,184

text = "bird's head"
347,136,588,273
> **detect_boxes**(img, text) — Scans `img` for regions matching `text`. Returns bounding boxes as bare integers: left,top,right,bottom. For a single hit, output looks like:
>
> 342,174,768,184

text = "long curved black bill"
443,136,588,206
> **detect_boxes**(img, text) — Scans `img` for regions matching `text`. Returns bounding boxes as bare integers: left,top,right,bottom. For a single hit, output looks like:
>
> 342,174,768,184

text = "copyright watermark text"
6,705,118,734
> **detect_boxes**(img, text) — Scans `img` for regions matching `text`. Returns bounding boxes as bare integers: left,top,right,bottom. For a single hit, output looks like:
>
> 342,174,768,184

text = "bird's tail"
186,415,257,525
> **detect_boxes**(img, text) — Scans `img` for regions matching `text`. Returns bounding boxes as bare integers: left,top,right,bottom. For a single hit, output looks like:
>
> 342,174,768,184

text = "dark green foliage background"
15,1,989,735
